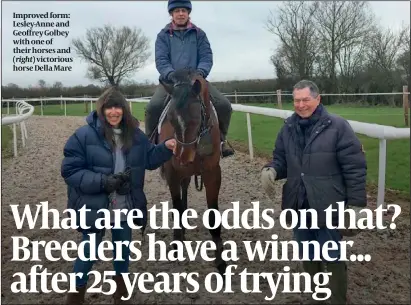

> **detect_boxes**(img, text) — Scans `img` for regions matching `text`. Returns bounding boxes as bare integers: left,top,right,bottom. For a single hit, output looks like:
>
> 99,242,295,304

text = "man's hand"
261,167,277,200
167,71,176,82
261,167,276,184
339,205,364,237
195,70,204,78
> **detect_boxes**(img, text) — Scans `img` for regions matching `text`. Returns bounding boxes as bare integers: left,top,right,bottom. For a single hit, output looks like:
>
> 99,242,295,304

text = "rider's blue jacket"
155,22,213,80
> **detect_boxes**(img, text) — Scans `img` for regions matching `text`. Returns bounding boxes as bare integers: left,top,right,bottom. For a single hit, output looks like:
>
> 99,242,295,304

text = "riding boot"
144,110,159,141
218,113,235,158
65,285,86,305
113,275,132,304
326,261,348,305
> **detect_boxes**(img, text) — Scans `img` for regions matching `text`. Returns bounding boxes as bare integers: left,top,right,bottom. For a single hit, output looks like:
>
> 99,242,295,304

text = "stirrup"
220,140,235,158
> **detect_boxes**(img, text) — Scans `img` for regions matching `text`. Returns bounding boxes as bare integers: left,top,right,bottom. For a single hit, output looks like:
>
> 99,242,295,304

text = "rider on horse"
145,0,235,158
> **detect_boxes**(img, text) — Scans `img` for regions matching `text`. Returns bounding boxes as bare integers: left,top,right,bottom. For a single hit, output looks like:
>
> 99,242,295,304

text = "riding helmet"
168,0,192,13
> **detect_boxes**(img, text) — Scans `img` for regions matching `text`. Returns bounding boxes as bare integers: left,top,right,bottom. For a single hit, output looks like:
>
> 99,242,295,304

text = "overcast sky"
2,1,410,88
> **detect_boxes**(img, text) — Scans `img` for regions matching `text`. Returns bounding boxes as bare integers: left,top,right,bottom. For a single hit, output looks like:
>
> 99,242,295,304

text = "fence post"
403,85,409,126
40,98,43,116
84,94,88,113
62,95,67,116
13,123,17,157
234,90,238,104
276,89,282,109
246,113,254,160
21,120,26,148
377,139,387,209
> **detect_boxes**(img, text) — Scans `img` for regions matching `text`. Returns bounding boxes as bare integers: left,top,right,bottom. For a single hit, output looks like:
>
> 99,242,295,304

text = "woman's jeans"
73,222,132,288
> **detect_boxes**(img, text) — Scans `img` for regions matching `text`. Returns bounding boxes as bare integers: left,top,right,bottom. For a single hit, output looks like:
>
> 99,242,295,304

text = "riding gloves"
196,69,205,78
167,71,176,82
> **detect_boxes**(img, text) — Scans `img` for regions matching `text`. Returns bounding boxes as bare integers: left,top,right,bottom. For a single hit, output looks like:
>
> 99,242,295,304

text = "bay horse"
151,68,227,276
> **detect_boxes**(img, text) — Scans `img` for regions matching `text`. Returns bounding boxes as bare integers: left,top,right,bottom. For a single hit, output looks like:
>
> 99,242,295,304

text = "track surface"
1,115,409,304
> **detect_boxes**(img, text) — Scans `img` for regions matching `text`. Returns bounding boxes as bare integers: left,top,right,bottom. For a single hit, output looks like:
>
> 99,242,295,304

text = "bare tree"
265,1,319,80
52,81,63,89
396,23,410,84
313,1,375,92
367,27,405,72
336,37,370,92
6,83,19,89
270,45,294,88
72,24,151,86
363,26,407,105
38,79,47,88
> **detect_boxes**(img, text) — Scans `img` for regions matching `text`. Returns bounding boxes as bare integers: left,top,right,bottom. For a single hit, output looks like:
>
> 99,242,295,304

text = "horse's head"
159,68,206,166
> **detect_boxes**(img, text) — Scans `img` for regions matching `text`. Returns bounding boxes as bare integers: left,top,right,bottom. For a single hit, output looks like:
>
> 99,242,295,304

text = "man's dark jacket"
265,104,367,227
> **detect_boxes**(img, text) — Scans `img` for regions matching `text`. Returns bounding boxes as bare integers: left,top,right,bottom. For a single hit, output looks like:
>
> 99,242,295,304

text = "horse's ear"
192,79,201,96
159,78,174,95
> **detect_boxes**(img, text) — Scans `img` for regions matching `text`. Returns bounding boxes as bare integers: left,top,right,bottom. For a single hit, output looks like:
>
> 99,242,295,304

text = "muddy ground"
1,115,409,304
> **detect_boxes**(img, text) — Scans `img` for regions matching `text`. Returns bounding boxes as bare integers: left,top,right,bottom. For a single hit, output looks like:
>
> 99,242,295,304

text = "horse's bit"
174,101,211,147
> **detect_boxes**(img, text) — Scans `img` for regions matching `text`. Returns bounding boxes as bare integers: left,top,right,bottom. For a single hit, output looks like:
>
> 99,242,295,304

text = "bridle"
174,102,211,146
171,83,212,147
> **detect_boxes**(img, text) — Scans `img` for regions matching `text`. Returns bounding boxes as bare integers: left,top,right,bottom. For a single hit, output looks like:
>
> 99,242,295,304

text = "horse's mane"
170,68,209,110
172,68,196,84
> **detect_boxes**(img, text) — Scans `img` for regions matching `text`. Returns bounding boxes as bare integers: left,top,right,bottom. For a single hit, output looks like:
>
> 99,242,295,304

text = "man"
145,0,234,157
261,80,367,304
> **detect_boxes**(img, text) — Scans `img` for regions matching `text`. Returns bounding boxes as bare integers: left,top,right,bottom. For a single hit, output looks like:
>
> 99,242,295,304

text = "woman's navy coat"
61,111,173,232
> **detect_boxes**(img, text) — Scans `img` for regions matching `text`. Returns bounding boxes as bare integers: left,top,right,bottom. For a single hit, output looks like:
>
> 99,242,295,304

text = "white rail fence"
1,99,35,157
2,96,409,208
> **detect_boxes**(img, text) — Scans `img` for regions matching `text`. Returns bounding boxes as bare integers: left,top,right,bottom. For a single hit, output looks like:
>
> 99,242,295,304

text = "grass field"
1,125,14,158
2,101,409,195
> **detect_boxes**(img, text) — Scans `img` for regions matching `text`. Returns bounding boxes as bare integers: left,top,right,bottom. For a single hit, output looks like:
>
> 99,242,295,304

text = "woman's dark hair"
95,86,139,150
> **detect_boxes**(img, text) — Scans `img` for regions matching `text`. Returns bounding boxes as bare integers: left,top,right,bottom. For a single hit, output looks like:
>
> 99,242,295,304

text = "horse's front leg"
180,177,190,240
203,165,227,277
165,170,184,246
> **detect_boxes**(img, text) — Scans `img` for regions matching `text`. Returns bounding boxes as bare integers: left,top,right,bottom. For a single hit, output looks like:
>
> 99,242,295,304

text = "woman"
61,86,176,304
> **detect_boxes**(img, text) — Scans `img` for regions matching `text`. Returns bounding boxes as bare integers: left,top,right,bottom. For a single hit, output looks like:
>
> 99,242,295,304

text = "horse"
150,68,227,276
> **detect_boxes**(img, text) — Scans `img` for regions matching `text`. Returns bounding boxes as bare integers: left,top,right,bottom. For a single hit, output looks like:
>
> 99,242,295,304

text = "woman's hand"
102,174,123,193
165,138,177,154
